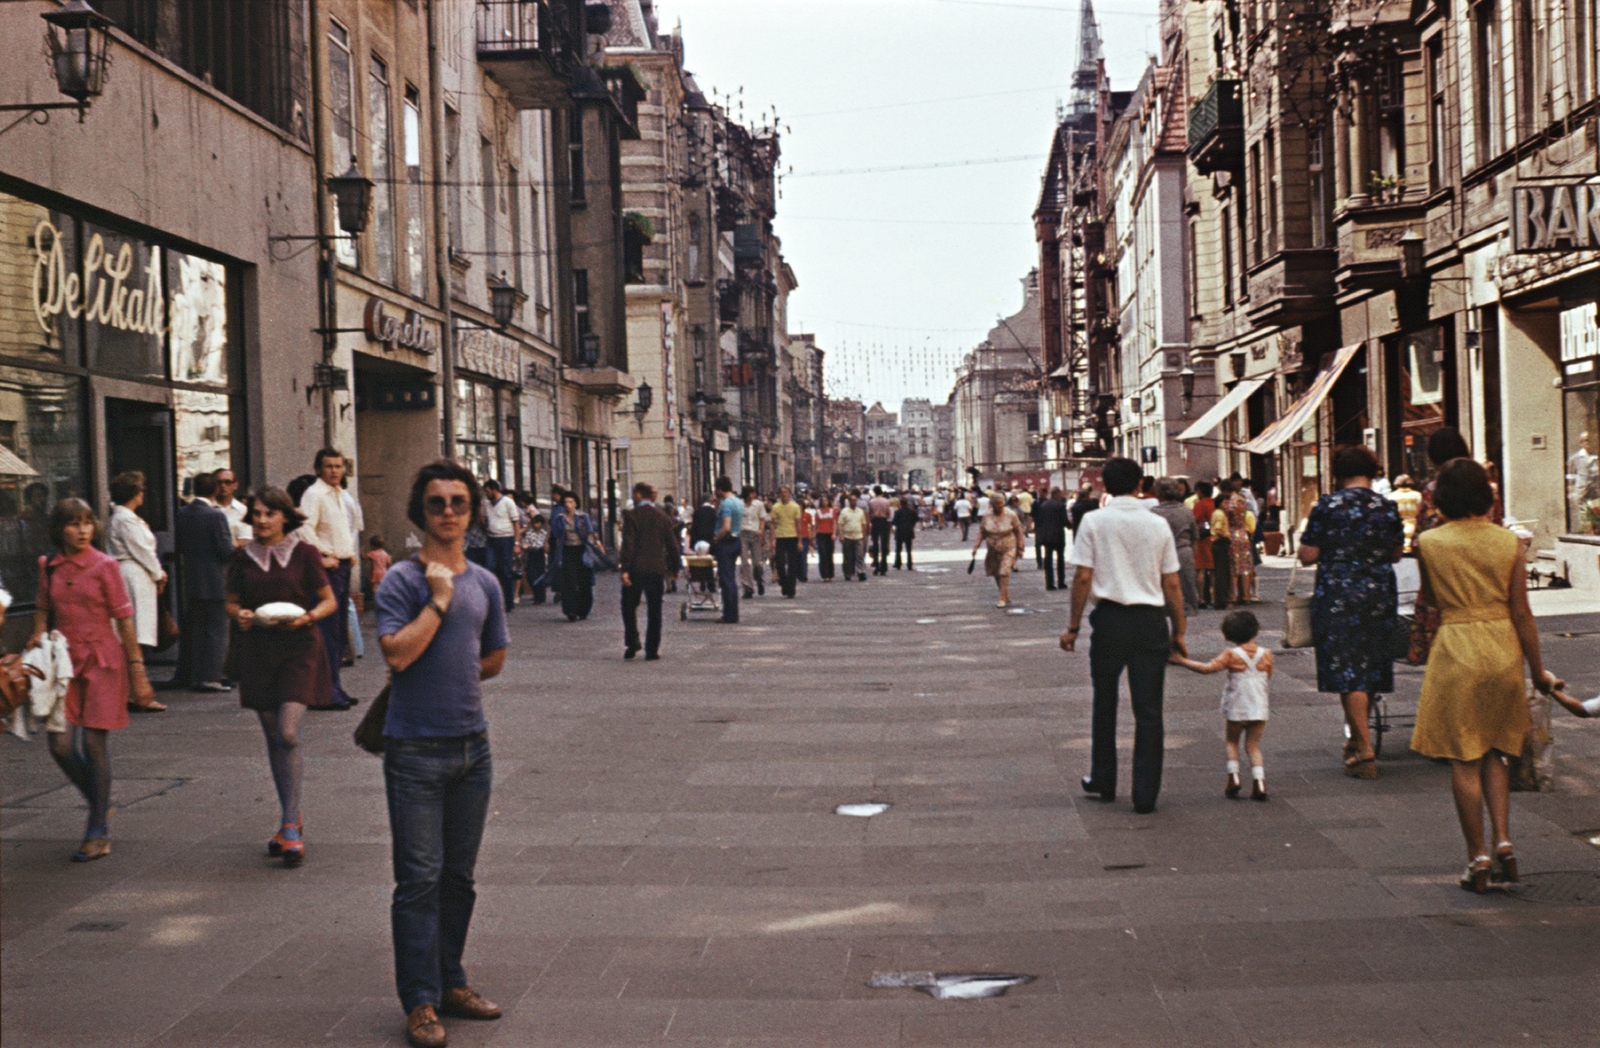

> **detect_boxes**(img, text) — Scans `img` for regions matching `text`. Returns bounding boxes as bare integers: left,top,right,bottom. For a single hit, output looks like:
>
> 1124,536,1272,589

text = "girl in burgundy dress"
224,486,337,866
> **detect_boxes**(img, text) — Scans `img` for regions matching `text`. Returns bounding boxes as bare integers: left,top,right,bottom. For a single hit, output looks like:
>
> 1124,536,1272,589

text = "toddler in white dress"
1171,609,1273,800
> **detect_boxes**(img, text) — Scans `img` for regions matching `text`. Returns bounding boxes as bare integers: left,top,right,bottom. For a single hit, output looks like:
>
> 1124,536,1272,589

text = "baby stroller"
681,551,722,619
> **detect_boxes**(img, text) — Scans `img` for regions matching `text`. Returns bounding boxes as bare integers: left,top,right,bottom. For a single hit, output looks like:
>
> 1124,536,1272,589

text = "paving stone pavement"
4,526,1599,1047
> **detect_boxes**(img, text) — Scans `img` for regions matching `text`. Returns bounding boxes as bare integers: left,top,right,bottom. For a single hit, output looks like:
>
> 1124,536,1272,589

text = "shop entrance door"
105,397,176,557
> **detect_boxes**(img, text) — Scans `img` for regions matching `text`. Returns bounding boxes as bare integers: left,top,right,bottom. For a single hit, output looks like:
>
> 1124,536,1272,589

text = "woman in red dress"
224,486,337,866
1191,481,1216,608
29,498,155,862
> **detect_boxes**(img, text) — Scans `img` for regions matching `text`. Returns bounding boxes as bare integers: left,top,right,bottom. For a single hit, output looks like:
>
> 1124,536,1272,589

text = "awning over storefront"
1175,378,1266,443
1239,344,1362,455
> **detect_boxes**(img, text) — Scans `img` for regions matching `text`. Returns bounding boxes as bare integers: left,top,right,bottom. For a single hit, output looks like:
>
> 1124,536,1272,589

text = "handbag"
0,654,43,718
582,543,614,572
1282,565,1314,648
353,682,391,755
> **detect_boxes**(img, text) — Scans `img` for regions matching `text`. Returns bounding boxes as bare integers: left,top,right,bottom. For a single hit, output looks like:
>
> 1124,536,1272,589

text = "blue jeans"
384,732,493,1013
484,535,517,610
712,535,740,622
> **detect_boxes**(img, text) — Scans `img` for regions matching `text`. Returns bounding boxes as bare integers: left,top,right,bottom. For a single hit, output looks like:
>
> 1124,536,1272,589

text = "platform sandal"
1491,841,1518,884
1459,855,1491,894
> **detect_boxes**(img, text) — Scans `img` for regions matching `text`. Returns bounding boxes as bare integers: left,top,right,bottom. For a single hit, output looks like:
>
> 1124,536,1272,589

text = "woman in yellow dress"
1411,459,1557,893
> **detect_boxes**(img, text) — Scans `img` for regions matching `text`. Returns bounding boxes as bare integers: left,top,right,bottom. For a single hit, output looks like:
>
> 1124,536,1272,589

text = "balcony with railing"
1187,78,1244,175
476,0,575,110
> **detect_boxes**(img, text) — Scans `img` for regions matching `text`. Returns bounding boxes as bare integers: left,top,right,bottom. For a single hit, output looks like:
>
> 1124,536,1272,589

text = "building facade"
951,273,1045,487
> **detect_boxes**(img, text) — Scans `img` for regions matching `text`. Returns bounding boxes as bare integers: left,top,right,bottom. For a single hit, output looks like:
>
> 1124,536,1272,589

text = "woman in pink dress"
28,498,155,862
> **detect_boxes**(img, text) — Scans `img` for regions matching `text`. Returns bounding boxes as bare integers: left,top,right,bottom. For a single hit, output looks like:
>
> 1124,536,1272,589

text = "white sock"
1251,765,1265,782
1226,760,1239,775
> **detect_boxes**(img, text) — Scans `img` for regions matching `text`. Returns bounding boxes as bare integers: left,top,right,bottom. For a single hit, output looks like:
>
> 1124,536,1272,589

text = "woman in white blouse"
107,471,167,713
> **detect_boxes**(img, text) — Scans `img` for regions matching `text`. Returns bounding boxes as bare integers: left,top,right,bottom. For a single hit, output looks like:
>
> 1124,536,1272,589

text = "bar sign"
1513,182,1600,252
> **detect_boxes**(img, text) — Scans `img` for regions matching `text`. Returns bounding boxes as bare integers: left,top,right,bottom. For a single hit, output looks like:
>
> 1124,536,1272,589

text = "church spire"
1068,0,1102,118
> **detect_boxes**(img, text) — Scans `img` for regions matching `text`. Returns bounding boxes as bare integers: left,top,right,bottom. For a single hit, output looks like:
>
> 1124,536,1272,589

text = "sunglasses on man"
424,495,473,517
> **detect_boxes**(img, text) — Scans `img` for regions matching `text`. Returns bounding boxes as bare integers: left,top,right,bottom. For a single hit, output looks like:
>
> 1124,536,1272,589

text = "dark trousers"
797,537,811,582
841,537,862,579
622,571,665,654
560,557,593,619
816,533,835,579
174,596,228,685
775,536,800,597
1211,538,1233,608
316,561,352,702
1040,541,1067,589
484,536,517,611
869,519,890,573
959,517,972,541
384,732,492,1014
712,535,741,622
525,548,547,603
893,533,914,569
1087,602,1170,810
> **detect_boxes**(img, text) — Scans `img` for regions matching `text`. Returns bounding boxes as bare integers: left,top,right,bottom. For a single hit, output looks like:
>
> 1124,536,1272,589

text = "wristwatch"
427,599,448,619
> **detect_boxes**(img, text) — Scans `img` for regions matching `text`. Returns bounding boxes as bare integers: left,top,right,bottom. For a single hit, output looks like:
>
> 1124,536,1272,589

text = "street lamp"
488,275,518,328
327,158,375,236
1179,363,1195,415
634,380,653,421
43,1,113,103
2,0,115,134
1399,229,1426,282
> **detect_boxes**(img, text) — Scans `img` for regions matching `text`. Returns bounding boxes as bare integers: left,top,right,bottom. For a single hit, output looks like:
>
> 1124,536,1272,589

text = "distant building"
823,398,867,486
899,398,935,488
951,273,1045,485
864,402,902,488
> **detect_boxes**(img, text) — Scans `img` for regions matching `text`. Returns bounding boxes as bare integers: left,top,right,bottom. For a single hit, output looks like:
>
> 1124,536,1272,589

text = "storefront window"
0,366,86,605
1564,384,1600,534
455,375,504,482
168,252,229,385
173,389,232,480
1396,328,1447,480
2,196,78,365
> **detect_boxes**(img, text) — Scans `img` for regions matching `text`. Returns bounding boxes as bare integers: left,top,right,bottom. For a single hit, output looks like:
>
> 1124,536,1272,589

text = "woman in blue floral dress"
1298,445,1404,779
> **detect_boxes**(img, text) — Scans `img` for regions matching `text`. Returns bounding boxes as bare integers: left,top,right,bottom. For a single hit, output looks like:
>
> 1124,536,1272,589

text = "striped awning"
0,446,38,477
1239,345,1362,455
1175,378,1266,443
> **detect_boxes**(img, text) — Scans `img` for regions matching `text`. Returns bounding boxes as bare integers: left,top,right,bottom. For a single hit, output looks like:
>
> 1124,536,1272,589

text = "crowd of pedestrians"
10,437,1600,1047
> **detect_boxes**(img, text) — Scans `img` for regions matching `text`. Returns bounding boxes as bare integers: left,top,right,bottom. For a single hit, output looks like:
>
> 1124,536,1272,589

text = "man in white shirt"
739,487,770,598
954,494,973,541
481,479,521,613
299,448,363,709
213,468,251,545
1060,457,1185,815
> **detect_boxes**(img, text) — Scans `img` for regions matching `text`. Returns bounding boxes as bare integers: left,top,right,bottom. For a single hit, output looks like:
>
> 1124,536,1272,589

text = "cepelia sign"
363,296,439,354
1512,181,1600,252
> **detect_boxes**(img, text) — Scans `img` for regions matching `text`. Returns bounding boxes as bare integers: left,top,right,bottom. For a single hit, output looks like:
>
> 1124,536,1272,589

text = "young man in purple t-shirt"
375,461,509,1048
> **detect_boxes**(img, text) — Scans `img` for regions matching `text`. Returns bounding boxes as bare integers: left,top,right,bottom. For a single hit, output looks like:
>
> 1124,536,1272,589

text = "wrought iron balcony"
476,0,575,110
1187,78,1244,175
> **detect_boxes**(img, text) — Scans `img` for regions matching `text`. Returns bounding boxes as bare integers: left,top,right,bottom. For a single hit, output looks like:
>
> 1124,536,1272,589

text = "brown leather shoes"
440,985,502,1020
406,1005,447,1048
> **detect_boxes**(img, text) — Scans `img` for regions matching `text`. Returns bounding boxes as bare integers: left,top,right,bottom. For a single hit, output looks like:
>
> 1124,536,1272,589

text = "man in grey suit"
169,472,236,692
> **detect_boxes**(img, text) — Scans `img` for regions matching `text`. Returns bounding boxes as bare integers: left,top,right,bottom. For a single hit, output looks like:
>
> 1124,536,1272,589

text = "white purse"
1282,565,1314,648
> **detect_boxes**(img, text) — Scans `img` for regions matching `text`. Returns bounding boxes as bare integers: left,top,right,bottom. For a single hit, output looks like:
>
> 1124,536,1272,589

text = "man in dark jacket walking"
620,483,682,660
168,472,236,691
1033,488,1070,590
891,498,919,569
690,491,719,549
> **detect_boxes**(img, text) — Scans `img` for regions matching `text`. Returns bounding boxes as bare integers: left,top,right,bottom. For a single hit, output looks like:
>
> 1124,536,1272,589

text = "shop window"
1565,386,1600,534
0,366,87,607
168,252,229,385
174,389,231,480
3,198,79,365
1393,329,1448,480
83,223,165,379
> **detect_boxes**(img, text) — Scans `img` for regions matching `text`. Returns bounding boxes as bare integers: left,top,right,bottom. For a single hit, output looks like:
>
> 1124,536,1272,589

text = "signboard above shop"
1512,181,1600,252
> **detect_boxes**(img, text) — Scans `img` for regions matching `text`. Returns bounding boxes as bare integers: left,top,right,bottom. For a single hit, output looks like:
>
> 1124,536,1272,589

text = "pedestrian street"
3,525,1599,1047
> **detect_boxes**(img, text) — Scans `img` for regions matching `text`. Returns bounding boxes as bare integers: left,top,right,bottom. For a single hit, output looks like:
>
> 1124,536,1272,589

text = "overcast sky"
652,0,1161,411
